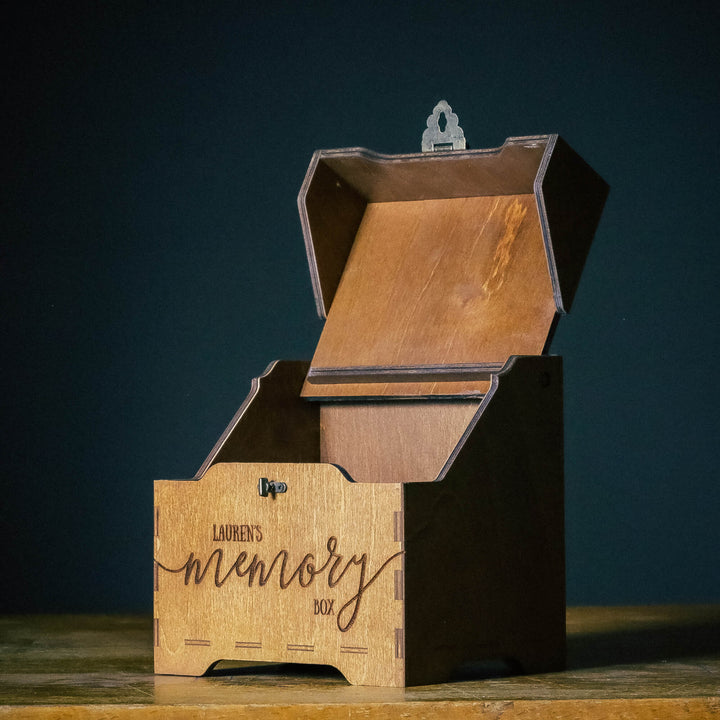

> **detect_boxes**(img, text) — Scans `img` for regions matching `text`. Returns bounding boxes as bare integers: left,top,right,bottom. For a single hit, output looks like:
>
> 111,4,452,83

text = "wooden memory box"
154,104,608,687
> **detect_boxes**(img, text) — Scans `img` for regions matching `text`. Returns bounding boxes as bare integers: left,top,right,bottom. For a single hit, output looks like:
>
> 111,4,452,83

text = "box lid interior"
298,136,607,398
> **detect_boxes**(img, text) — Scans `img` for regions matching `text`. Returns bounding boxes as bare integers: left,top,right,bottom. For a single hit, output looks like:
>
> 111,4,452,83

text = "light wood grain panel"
154,462,404,686
320,401,481,483
309,195,556,374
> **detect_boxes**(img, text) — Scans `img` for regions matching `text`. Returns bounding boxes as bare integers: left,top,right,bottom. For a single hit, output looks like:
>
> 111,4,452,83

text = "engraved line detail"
395,628,404,659
340,646,368,655
287,643,315,652
184,639,211,647
394,512,403,542
394,568,403,601
153,618,159,648
235,641,262,649
155,536,404,633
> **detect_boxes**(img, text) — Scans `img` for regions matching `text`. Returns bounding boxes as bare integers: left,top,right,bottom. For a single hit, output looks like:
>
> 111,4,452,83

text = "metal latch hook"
258,477,288,497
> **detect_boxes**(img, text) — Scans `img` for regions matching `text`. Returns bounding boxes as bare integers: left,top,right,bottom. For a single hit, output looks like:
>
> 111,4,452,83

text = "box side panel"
300,159,367,318
196,360,319,478
403,355,565,686
320,140,547,202
539,137,609,313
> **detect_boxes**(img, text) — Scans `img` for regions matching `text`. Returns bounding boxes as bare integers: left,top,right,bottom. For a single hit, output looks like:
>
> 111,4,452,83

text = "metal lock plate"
421,100,466,152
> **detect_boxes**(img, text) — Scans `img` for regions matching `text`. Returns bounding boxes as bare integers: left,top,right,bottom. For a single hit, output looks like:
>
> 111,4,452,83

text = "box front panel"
154,462,405,686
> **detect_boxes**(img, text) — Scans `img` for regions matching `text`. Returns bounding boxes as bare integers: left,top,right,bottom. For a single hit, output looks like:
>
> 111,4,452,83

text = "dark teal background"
2,1,719,612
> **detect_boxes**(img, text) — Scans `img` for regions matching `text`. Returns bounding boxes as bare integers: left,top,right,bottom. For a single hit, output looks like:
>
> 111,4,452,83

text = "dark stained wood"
538,136,609,312
403,355,565,686
299,157,367,318
307,363,501,383
195,360,319,478
301,376,492,399
316,138,548,203
155,359,565,687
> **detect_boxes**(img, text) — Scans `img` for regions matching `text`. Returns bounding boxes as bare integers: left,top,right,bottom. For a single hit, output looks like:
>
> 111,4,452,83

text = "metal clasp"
421,100,467,152
258,477,288,497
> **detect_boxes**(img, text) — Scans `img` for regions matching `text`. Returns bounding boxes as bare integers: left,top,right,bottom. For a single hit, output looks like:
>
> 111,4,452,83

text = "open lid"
298,106,608,398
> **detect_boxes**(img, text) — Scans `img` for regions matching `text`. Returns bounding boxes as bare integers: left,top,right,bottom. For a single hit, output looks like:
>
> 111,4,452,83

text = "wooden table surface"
1,606,719,718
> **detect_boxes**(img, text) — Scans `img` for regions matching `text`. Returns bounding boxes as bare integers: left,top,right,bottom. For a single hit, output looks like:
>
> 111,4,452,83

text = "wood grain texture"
3,607,720,718
298,135,607,399
308,195,556,374
298,136,608,325
4,699,717,719
155,462,404,686
155,357,565,687
297,139,550,319
319,401,481,483
148,134,609,691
